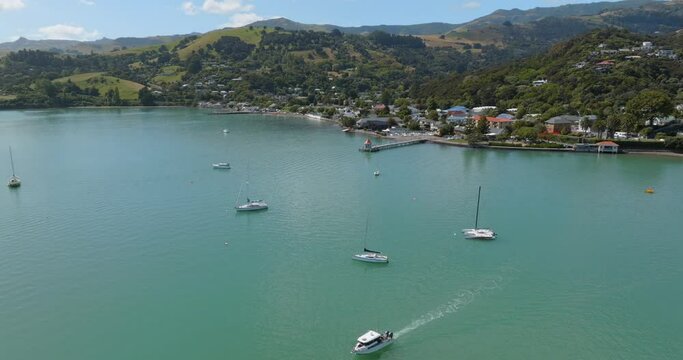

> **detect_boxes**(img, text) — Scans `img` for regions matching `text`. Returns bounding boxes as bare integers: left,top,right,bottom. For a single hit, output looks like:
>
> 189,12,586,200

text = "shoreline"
5,106,682,158
622,150,683,158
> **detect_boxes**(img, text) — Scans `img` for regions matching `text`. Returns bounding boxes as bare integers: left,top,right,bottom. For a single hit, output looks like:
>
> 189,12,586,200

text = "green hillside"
456,0,651,31
176,27,270,60
416,29,683,120
152,66,186,84
53,72,144,100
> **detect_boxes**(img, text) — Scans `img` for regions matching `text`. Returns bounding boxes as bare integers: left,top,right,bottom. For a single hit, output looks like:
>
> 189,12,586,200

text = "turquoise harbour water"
1,108,682,359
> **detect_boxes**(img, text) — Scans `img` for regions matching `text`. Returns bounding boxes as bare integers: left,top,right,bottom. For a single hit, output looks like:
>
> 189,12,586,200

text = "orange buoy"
645,187,654,194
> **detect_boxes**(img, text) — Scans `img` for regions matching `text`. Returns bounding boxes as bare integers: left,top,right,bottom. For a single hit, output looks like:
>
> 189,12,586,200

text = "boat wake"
395,270,514,338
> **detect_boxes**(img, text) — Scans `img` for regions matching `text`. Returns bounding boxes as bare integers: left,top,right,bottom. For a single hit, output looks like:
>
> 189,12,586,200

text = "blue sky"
0,0,625,42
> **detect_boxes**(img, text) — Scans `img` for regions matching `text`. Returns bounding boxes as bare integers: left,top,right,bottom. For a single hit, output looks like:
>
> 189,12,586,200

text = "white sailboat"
234,181,268,212
7,146,20,188
353,216,388,263
462,186,496,240
212,162,231,169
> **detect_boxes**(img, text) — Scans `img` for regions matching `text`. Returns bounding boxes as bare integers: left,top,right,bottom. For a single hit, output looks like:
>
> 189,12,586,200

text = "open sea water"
1,108,682,359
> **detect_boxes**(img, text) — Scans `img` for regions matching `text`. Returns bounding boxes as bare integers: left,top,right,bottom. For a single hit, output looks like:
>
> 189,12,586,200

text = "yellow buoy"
645,187,655,194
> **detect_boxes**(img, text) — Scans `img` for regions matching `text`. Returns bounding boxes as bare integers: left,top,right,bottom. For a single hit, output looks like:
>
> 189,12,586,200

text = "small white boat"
461,186,496,240
342,128,351,133
213,162,231,169
234,181,268,212
462,228,496,240
351,330,394,355
353,249,388,263
223,129,230,133
7,146,20,188
8,175,21,188
373,170,380,176
235,199,268,212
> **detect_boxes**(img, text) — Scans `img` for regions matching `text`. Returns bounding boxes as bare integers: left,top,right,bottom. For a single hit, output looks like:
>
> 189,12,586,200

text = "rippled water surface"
1,108,682,359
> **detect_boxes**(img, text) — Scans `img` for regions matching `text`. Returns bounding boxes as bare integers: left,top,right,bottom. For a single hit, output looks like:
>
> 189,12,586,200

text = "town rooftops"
473,115,514,123
446,106,468,113
546,115,581,124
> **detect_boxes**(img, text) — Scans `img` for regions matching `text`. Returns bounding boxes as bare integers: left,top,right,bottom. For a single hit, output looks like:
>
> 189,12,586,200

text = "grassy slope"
152,65,186,84
53,72,144,100
176,27,270,60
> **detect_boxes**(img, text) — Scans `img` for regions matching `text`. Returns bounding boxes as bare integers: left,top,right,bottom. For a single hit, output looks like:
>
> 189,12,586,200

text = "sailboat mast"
9,146,16,176
475,186,481,229
235,182,245,207
363,214,369,250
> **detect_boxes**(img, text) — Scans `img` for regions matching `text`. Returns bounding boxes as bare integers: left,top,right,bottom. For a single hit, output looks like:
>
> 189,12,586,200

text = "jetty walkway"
359,138,427,152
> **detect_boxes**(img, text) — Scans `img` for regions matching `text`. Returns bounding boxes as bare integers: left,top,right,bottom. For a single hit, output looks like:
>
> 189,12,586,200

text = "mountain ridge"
0,0,670,55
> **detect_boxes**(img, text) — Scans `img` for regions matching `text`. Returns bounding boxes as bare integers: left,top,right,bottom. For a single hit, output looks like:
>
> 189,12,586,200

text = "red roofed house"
595,60,615,72
596,141,619,154
473,115,514,130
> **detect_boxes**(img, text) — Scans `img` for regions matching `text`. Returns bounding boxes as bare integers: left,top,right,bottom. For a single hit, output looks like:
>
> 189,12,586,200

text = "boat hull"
352,339,393,354
462,229,496,240
352,254,388,263
235,204,268,212
7,176,20,188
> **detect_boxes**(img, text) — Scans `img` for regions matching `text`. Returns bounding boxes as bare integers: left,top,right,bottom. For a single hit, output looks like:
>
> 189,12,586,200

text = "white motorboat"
461,186,496,240
213,162,231,169
351,330,394,355
373,170,380,176
7,146,20,188
353,249,388,263
223,129,230,133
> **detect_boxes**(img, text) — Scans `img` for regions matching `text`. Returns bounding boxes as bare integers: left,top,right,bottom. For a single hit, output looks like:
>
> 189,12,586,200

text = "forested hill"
415,29,683,122
248,18,459,36
456,0,653,30
0,27,522,108
0,11,681,111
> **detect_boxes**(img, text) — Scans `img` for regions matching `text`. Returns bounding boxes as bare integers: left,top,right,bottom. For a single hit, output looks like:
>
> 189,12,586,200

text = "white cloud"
462,1,480,9
37,24,101,41
202,0,253,14
223,12,264,27
79,0,95,5
182,0,254,15
182,1,197,15
0,0,25,11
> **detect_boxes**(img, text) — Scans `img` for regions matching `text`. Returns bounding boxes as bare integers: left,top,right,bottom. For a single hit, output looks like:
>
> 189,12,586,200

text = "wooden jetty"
359,138,427,152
